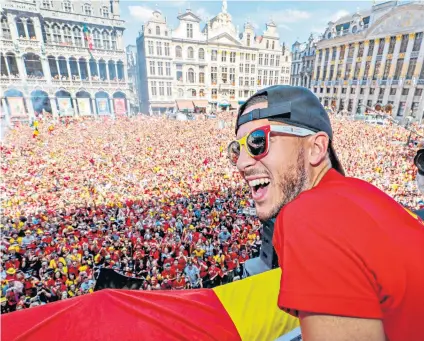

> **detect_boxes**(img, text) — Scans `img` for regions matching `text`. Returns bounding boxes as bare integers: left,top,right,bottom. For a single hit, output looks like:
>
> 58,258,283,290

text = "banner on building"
8,97,26,118
57,97,74,116
113,98,126,116
96,98,110,115
77,98,92,115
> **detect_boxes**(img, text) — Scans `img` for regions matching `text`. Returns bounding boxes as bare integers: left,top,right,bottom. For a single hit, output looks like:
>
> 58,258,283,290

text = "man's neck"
309,164,332,190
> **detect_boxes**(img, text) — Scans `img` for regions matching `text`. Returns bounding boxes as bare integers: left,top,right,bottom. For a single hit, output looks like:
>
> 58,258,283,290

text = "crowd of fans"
0,113,421,313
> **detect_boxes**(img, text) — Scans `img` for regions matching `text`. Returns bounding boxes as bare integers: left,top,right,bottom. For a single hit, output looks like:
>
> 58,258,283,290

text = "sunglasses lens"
247,129,267,156
228,141,240,165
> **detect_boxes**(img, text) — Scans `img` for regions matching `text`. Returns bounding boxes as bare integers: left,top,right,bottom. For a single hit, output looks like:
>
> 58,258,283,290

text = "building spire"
222,0,227,13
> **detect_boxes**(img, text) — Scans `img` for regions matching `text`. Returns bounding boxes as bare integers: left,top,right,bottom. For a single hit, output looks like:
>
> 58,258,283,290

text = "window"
251,65,255,74
211,50,217,61
348,43,354,58
259,54,263,66
388,36,396,54
393,58,403,80
93,29,101,49
221,66,227,83
156,42,162,55
244,76,249,86
266,40,269,49
390,88,396,95
377,39,385,55
156,26,160,35
272,41,275,49
159,81,164,96
199,72,205,83
258,70,262,85
413,32,423,52
73,27,82,46
373,60,381,80
102,31,110,49
199,48,205,60
178,89,183,97
350,87,355,94
339,45,345,59
353,62,361,80
270,55,275,66
245,64,249,74
212,89,217,98
363,61,370,80
239,76,243,86
175,46,182,58
176,64,182,81
211,66,217,84
411,102,419,117
368,40,374,56
400,34,408,53
164,42,170,56
369,88,375,95
247,33,251,47
166,82,172,96
329,65,334,80
230,52,236,63
406,58,417,79
149,61,155,75
187,23,193,38
158,61,163,76
414,88,423,97
360,88,365,95
246,54,250,61
42,0,51,9
382,60,391,80
83,4,92,16
358,42,364,57
221,51,227,62
229,67,235,83
63,26,72,44
342,88,347,94
148,41,154,55
239,63,243,73
276,55,280,67
187,68,194,83
151,81,157,96
187,47,194,59
63,0,72,12
263,70,268,86
402,88,409,96
101,6,109,18
396,101,406,117
264,54,269,66
165,62,171,76
52,24,61,43
111,32,117,50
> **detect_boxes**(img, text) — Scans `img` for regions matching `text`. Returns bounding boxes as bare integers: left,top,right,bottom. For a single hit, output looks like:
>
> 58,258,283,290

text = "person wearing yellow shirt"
49,254,66,270
192,246,205,259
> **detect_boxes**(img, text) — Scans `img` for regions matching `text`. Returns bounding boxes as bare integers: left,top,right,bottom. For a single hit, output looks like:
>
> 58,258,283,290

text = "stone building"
290,34,317,88
136,0,291,114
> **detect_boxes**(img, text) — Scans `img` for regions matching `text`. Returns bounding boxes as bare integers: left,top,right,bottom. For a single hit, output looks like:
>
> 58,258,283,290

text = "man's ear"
308,133,330,167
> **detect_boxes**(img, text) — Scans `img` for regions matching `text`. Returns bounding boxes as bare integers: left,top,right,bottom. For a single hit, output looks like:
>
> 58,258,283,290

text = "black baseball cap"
236,85,345,176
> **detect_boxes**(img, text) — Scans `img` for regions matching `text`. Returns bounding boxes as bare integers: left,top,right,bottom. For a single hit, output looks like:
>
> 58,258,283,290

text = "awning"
192,100,208,108
176,100,194,110
230,101,238,108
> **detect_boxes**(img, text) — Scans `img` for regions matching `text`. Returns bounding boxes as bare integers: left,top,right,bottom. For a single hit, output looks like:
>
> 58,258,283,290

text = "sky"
120,0,376,48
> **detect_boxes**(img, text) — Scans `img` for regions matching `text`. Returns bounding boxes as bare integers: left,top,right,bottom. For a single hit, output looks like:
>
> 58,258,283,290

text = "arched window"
63,0,72,12
52,24,61,43
16,18,26,38
187,47,194,59
24,53,44,77
199,89,205,97
6,53,19,76
111,31,117,50
99,59,107,80
188,89,196,97
1,53,8,77
156,26,160,35
42,0,52,9
101,6,109,18
93,29,101,48
198,48,205,60
102,31,110,49
89,58,98,78
73,27,82,46
108,60,116,80
1,16,11,39
27,19,36,39
58,56,68,78
175,46,182,58
117,61,124,80
83,3,92,16
187,68,195,83
79,58,88,80
48,56,58,77
178,89,184,98
69,57,79,78
63,25,72,45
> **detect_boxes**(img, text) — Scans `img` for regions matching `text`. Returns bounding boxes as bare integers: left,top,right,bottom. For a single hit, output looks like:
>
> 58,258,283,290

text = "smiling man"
229,85,424,341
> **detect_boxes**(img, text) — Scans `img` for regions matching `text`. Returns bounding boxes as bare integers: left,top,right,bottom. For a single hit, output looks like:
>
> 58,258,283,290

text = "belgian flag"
1,269,299,341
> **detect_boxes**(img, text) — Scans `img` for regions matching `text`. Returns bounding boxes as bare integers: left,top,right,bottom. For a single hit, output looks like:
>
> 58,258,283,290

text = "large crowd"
0,112,422,313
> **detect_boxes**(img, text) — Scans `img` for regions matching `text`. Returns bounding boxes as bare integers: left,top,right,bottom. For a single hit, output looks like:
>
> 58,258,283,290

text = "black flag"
94,268,145,291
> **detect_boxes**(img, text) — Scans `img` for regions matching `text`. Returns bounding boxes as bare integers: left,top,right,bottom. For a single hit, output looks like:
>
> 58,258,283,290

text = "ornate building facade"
126,44,140,114
0,0,135,122
290,34,317,88
311,1,424,121
136,1,291,113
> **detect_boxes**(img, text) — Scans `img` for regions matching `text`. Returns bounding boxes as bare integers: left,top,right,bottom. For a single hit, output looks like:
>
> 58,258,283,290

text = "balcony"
18,38,40,48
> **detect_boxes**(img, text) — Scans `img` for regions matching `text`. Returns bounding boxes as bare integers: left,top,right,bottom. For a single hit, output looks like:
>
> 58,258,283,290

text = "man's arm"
299,312,385,341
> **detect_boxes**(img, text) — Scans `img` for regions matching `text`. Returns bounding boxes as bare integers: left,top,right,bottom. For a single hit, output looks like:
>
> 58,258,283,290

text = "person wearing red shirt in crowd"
161,263,175,281
172,273,186,290
232,85,424,341
238,249,249,265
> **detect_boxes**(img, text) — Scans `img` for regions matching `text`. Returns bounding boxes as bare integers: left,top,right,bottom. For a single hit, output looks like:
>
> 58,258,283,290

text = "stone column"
368,38,380,106
49,97,58,118
33,17,43,41
2,98,11,127
115,62,119,81
25,97,35,119
7,13,19,41
96,61,100,78
76,60,82,80
105,62,110,81
388,34,403,81
123,62,129,83
91,98,97,115
4,56,11,77
400,33,415,81
66,59,72,80
56,58,61,77
16,56,26,78
41,57,51,79
109,98,114,115
380,37,392,106
72,98,79,115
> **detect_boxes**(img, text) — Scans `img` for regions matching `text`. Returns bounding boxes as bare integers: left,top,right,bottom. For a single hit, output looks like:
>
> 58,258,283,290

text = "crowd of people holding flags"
0,112,421,313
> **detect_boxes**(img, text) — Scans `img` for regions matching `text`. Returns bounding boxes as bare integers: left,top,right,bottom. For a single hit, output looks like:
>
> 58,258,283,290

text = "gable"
208,33,241,46
177,12,201,23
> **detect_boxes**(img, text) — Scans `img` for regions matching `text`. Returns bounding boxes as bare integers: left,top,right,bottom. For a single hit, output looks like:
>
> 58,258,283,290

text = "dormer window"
156,26,160,35
187,23,193,38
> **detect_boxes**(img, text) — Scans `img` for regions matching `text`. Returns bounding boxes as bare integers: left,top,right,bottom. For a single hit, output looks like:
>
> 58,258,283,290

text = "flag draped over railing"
83,24,94,58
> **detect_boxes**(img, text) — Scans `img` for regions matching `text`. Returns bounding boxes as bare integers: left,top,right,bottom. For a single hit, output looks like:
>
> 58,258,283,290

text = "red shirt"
273,169,424,341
